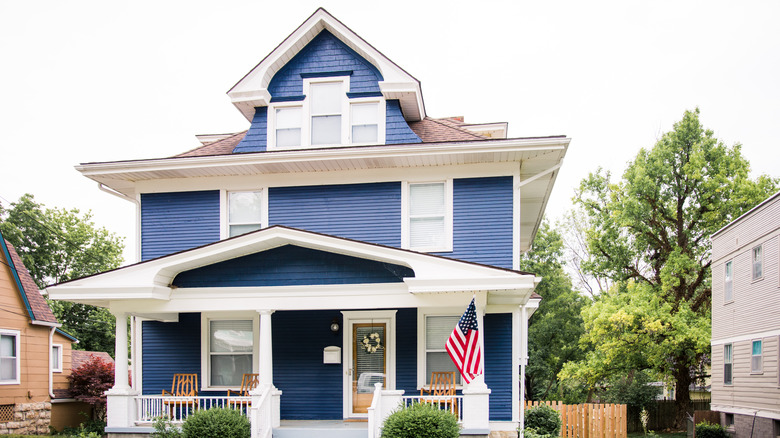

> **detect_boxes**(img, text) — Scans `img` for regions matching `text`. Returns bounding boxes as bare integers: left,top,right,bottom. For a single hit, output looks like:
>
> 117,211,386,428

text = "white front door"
342,310,396,419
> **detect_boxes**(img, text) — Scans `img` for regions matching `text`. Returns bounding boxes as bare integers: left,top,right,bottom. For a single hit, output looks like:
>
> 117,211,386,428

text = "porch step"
273,420,367,438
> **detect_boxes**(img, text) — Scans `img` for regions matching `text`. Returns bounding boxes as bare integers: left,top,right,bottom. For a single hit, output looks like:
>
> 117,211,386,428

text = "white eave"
45,226,536,310
76,136,569,252
227,8,425,122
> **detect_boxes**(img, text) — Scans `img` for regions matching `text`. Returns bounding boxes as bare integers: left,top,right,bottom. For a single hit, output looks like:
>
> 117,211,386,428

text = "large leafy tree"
522,221,589,401
0,193,124,354
563,109,777,425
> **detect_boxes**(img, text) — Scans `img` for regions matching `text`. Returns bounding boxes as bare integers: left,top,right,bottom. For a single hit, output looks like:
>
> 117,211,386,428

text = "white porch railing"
399,395,463,421
366,383,464,438
135,395,252,423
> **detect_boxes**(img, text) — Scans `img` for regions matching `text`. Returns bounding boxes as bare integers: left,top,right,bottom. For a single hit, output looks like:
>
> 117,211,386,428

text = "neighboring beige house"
711,190,780,438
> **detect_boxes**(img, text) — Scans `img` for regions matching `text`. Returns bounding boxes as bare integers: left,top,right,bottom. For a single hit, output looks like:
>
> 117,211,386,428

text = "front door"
342,311,396,419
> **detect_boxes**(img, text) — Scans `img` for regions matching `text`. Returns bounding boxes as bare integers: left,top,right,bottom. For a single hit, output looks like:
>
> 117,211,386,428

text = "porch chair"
420,371,457,414
161,373,199,420
227,373,260,409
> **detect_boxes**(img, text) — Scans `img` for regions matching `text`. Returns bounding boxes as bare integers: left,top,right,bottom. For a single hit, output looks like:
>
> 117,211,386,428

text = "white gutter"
30,321,62,399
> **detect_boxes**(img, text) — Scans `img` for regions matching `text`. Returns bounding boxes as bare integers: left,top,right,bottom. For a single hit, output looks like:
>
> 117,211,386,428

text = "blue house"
47,9,569,438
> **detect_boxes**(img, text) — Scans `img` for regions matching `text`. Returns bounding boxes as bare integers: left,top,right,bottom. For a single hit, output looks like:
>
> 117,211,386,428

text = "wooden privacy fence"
525,401,628,438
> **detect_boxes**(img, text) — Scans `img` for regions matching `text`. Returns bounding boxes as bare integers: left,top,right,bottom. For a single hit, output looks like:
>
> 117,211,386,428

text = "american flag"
445,298,483,384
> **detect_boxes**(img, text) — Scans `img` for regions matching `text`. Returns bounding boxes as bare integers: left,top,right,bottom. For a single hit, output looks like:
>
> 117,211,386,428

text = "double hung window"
207,319,254,388
269,76,383,148
752,245,762,280
424,316,461,385
0,331,20,384
723,344,732,385
724,261,733,302
228,191,263,237
751,340,763,373
405,181,452,252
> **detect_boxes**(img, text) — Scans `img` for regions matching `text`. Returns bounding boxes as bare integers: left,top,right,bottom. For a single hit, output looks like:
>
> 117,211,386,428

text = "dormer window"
268,76,385,149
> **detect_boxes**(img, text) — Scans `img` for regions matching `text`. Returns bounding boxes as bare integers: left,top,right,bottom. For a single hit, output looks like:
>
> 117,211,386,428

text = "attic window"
268,76,384,149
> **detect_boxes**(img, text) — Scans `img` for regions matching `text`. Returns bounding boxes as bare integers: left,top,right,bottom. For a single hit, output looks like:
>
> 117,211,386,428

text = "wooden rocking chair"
227,373,259,409
161,373,199,419
420,371,458,414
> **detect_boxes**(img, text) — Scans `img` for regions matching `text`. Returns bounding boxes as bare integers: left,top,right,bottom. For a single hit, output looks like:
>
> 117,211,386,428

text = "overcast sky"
1,0,779,264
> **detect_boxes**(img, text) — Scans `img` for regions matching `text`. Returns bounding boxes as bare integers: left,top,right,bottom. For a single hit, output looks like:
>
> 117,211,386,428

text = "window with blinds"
425,316,460,385
228,191,263,237
209,320,254,387
409,182,449,251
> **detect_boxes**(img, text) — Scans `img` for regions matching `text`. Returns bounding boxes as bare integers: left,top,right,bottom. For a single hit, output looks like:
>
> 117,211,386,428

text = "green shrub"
381,402,460,438
523,404,561,437
152,415,183,438
695,421,729,438
181,407,250,438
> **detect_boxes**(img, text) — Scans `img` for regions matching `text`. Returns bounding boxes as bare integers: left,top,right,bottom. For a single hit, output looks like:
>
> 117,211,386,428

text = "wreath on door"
361,332,383,354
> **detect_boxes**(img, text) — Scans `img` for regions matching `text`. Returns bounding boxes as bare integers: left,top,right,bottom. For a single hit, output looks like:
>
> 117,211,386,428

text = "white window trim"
723,343,732,385
0,329,21,385
752,244,763,281
52,344,63,373
751,339,763,374
267,76,385,149
402,180,454,253
200,313,260,391
220,189,267,240
416,309,465,390
724,260,733,304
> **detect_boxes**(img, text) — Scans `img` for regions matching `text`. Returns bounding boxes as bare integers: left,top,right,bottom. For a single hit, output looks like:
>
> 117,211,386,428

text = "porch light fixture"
330,318,340,333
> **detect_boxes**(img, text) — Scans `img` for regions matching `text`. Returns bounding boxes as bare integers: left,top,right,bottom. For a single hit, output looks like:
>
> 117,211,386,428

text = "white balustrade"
135,395,252,423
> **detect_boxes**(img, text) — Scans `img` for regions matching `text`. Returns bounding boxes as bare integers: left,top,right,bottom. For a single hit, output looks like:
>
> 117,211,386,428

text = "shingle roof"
170,117,490,158
71,350,114,370
2,239,58,324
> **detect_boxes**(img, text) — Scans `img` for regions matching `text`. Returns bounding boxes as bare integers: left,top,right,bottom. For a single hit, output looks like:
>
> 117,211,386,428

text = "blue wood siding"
395,308,418,394
172,245,413,288
386,100,422,144
140,191,220,261
269,182,402,247
142,313,201,395
233,106,267,153
268,30,382,98
273,310,344,420
433,177,514,269
484,313,513,421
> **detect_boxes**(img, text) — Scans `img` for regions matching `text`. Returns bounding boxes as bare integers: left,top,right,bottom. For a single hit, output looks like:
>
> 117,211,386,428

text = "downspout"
31,321,61,399
98,183,141,262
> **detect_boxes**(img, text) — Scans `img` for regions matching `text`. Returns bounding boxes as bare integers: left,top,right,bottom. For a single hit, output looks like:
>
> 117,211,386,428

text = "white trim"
512,168,521,270
223,189,265,239
341,310,396,419
710,405,780,421
401,180,453,252
0,329,21,385
133,316,143,394
713,329,780,346
200,312,260,391
51,344,63,373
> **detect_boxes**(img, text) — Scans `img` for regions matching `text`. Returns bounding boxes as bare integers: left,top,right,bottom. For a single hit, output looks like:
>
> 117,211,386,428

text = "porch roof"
45,226,540,313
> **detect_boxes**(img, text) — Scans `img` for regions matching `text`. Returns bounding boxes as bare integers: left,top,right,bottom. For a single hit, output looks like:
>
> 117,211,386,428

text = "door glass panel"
352,323,386,414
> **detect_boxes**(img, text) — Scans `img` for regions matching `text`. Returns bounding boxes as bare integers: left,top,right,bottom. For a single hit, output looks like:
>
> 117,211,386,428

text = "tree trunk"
673,362,693,429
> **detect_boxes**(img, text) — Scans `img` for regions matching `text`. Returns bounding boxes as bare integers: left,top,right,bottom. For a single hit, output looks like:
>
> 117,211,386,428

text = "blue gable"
172,244,414,288
140,191,220,261
268,30,382,98
232,106,267,154
386,99,422,144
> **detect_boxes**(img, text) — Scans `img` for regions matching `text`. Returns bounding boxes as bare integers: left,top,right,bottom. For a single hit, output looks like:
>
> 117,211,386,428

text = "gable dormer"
229,8,423,152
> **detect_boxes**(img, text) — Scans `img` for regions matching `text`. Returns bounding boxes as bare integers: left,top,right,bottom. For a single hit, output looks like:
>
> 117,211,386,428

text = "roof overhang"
76,137,568,250
227,8,425,122
45,226,538,312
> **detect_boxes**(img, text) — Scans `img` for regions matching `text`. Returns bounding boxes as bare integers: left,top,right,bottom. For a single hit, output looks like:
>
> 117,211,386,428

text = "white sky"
1,1,779,264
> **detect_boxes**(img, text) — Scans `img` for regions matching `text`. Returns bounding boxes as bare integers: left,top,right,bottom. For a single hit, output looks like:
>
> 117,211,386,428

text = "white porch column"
257,310,281,428
519,304,529,433
462,295,490,432
106,311,137,429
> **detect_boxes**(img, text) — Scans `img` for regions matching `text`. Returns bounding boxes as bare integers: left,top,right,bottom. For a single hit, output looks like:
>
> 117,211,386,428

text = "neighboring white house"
710,190,780,438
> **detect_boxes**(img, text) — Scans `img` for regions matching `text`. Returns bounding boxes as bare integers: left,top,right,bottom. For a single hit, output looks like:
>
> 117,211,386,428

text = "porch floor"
274,420,368,438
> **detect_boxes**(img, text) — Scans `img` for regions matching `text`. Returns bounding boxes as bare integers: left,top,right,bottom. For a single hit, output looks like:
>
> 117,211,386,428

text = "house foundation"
0,402,51,435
